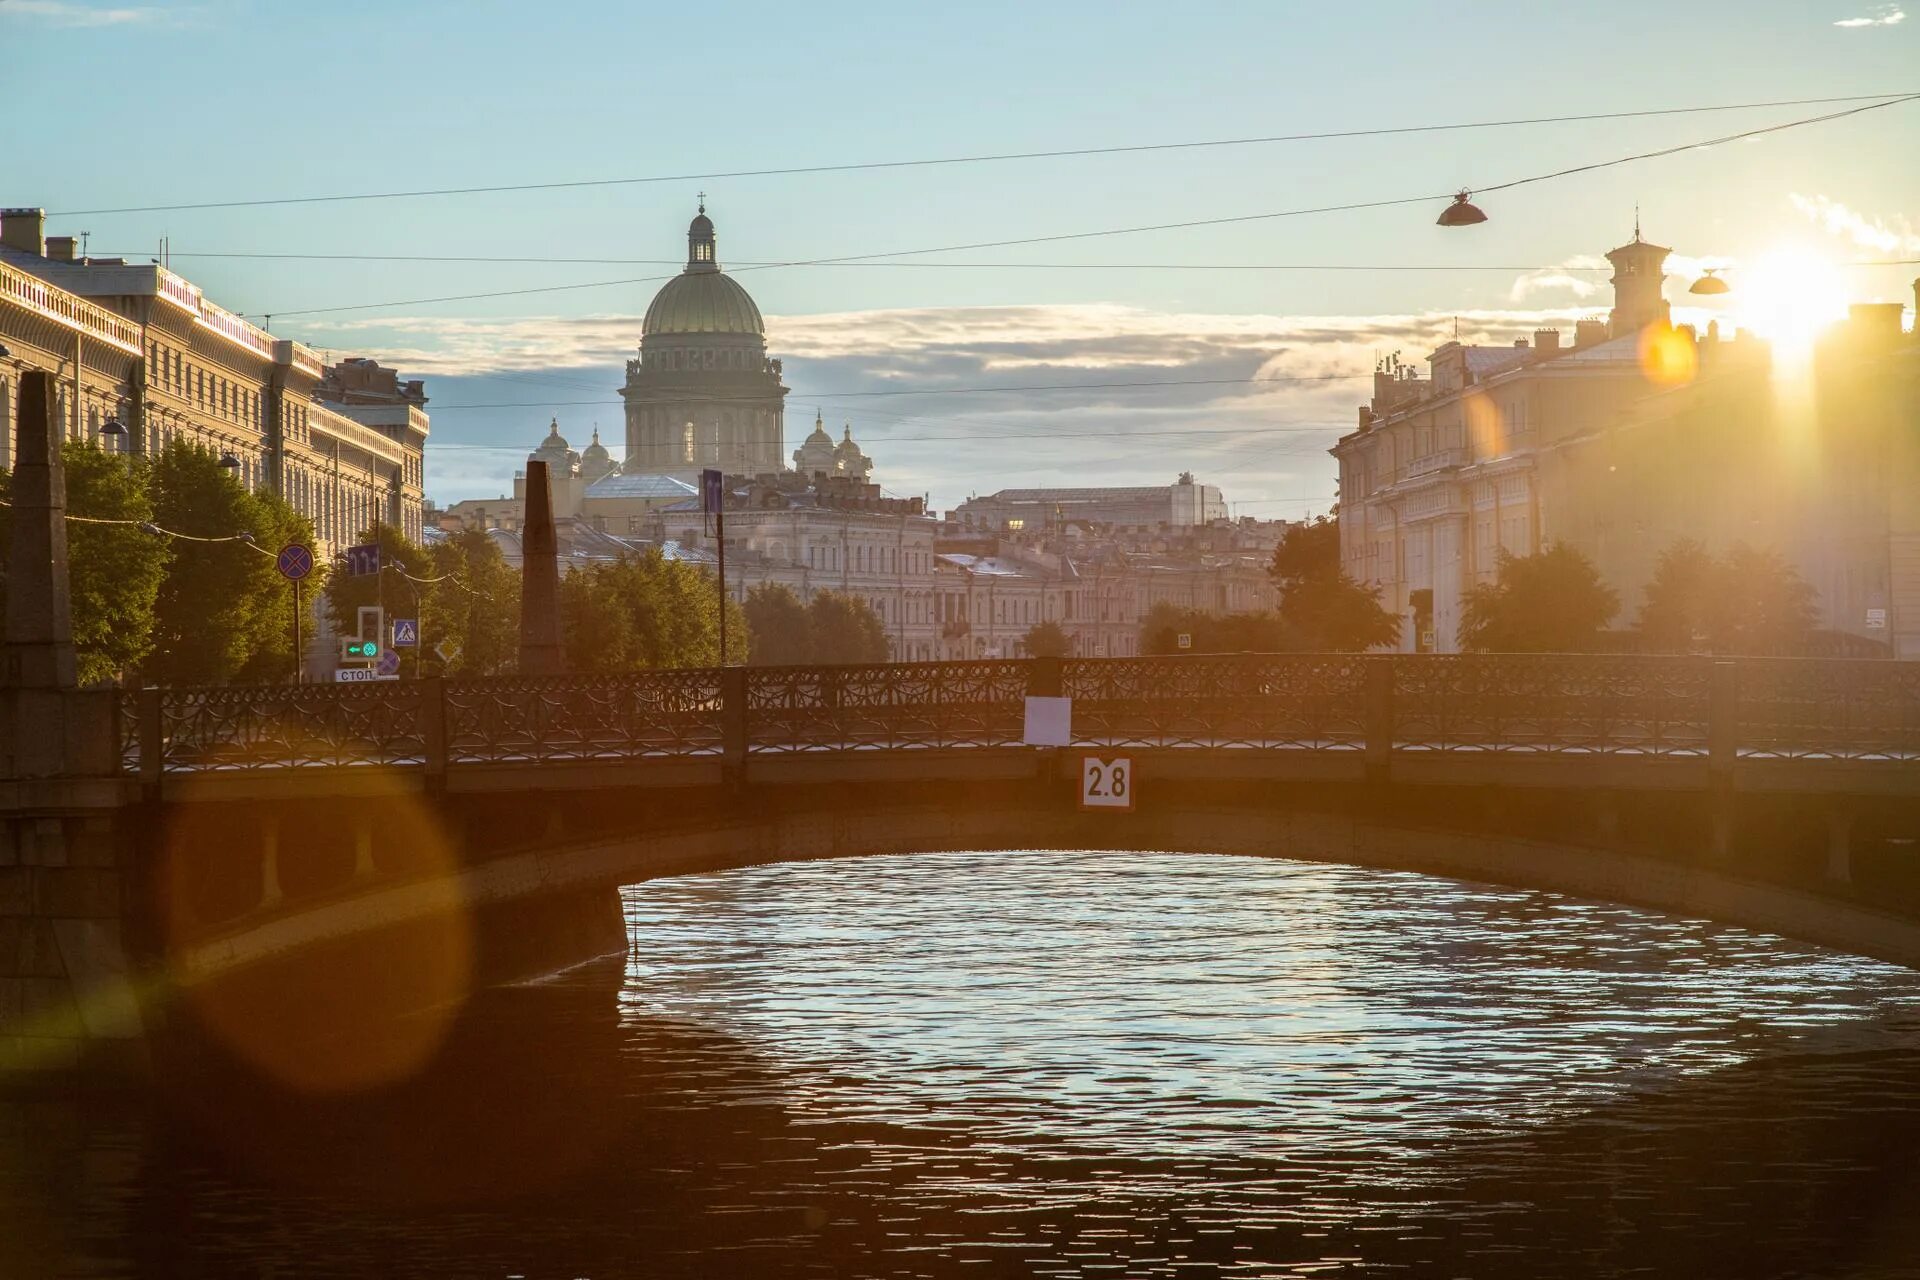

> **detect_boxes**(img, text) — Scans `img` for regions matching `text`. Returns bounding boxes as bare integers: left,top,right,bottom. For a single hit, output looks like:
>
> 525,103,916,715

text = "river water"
11,850,1920,1278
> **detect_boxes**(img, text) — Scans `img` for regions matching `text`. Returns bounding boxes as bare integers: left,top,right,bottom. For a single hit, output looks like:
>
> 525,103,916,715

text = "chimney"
1533,328,1561,354
1848,302,1904,345
1912,278,1919,337
1574,319,1609,349
46,235,77,263
1,207,46,257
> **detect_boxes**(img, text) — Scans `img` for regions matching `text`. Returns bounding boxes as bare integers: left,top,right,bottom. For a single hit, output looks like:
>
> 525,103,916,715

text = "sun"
1733,245,1850,356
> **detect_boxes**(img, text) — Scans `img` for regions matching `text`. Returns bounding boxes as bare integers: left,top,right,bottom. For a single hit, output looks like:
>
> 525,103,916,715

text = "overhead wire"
51,90,1920,217
234,93,1920,321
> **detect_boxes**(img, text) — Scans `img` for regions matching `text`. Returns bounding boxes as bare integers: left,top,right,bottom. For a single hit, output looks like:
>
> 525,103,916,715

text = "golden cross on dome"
697,191,707,213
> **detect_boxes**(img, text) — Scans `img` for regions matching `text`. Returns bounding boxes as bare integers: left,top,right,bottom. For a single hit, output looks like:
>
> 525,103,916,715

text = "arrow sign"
344,543,381,577
391,618,419,648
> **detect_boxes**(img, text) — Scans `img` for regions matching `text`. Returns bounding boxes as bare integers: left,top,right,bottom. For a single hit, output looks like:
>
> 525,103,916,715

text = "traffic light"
340,639,381,661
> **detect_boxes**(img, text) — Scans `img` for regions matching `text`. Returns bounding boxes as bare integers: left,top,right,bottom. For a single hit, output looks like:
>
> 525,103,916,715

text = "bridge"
2,367,1918,1085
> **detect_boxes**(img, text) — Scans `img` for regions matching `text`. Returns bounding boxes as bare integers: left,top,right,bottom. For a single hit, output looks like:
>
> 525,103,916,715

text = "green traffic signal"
344,640,381,658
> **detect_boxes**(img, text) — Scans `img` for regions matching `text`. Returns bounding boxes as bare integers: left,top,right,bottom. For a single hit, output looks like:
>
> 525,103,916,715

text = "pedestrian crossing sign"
392,618,419,648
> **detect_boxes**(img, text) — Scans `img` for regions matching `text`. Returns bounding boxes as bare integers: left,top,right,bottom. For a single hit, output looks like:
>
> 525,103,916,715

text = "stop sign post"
276,543,315,683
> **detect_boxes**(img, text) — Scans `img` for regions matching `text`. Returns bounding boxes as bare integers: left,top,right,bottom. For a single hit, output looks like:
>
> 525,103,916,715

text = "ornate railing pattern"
746,660,1028,751
1394,655,1714,755
147,683,425,770
1734,659,1920,761
119,655,1920,775
1065,655,1370,749
445,672,725,762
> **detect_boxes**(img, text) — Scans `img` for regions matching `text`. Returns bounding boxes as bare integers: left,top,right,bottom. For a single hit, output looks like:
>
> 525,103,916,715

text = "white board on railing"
1023,696,1071,747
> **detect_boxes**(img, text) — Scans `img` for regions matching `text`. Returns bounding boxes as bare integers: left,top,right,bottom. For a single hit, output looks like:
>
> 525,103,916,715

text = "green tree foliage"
425,528,520,675
1140,602,1288,655
1022,619,1071,658
805,590,889,664
1267,516,1401,652
235,488,325,683
743,583,812,665
146,441,311,684
742,584,889,665
1637,538,1817,654
559,548,744,671
1460,544,1619,652
0,443,172,686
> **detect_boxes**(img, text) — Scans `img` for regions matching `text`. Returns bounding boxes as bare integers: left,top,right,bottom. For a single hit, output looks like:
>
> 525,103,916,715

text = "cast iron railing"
120,654,1920,778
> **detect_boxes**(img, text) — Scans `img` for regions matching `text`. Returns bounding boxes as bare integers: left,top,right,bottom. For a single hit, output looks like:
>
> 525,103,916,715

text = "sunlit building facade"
0,207,427,555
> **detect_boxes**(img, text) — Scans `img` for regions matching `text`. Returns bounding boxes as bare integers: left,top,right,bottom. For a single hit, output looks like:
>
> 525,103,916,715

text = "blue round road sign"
276,543,314,581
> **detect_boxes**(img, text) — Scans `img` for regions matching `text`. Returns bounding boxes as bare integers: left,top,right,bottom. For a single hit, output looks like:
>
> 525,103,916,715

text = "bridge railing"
1063,654,1372,749
744,660,1029,752
117,654,1920,777
1392,655,1715,755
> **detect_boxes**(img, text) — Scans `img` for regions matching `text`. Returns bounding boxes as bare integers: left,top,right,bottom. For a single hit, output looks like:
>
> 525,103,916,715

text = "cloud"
309,301,1599,511
1789,193,1920,254
1833,4,1904,24
0,0,171,25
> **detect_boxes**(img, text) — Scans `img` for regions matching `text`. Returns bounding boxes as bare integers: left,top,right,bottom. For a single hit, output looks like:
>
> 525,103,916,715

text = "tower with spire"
1606,215,1672,338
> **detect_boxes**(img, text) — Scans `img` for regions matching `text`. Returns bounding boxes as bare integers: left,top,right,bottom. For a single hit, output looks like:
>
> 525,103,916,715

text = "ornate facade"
619,205,789,479
0,207,427,555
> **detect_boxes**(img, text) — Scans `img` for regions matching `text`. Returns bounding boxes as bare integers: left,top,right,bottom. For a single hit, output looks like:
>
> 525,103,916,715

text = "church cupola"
1606,218,1672,338
686,198,719,274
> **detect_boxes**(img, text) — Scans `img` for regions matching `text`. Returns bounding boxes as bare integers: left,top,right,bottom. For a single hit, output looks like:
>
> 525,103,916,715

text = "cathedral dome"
642,203,765,337
643,272,765,336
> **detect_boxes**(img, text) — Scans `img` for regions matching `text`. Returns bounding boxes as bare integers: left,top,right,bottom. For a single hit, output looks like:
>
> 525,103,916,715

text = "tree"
1709,544,1817,654
806,590,889,664
1459,544,1619,652
559,548,744,672
145,441,299,685
1023,619,1071,658
425,528,519,675
1638,538,1817,654
1268,515,1400,651
1636,537,1717,652
235,488,325,683
1140,602,1288,655
0,443,172,686
744,583,812,665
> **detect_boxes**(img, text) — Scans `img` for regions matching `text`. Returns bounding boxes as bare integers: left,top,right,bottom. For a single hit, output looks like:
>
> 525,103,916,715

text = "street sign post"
275,543,315,683
1079,755,1134,811
335,667,400,683
435,638,462,666
391,618,419,648
376,647,402,677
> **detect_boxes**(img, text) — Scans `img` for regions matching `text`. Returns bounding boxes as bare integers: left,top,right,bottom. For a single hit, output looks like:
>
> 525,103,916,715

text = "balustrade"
118,655,1920,777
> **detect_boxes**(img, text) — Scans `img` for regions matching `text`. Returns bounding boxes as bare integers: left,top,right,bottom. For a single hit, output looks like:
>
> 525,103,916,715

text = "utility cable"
51,91,1919,217
245,93,1920,321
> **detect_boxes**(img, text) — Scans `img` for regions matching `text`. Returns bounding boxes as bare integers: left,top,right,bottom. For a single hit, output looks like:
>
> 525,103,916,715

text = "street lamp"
1689,268,1732,295
1436,190,1488,227
217,451,242,470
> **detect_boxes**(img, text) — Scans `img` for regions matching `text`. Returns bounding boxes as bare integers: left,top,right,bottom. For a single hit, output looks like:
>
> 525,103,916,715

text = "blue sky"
4,0,1916,513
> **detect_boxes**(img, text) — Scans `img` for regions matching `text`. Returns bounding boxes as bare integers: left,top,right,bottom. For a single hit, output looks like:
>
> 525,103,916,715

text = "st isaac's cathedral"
618,203,792,481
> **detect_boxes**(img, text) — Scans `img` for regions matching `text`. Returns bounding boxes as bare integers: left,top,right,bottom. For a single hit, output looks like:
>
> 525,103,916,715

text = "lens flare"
1637,324,1698,388
1736,245,1849,357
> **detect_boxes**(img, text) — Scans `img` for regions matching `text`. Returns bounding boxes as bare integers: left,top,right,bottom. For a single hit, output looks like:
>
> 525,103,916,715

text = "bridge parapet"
113,654,1920,780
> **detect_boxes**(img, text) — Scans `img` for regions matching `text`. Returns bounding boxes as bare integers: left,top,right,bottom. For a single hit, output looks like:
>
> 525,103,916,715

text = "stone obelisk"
517,458,565,675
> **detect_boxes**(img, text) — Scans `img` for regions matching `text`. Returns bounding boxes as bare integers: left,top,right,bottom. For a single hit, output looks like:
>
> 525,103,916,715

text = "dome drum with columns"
619,204,790,480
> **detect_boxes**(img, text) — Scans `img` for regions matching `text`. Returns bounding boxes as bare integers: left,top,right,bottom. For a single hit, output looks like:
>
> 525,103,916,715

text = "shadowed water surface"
9,850,1920,1277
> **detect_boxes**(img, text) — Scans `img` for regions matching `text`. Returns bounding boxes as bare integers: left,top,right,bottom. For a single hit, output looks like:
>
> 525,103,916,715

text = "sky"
3,0,1917,516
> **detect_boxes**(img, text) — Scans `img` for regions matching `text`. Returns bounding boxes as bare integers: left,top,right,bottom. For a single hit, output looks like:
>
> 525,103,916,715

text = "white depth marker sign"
1079,755,1134,811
